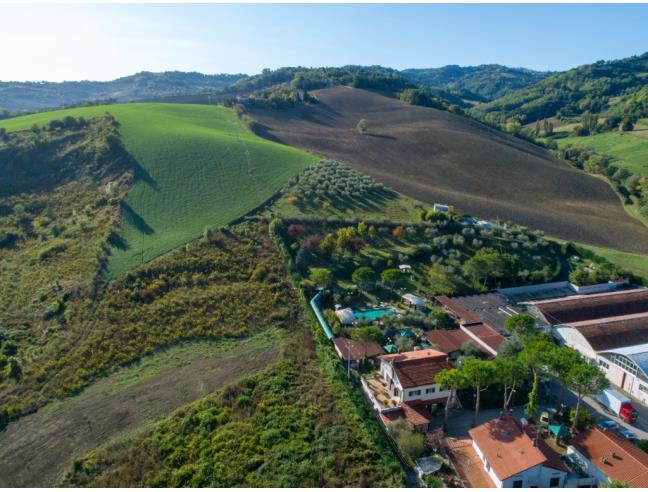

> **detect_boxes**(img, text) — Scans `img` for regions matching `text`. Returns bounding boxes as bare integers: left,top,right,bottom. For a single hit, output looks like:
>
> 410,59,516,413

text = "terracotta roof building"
332,337,384,364
568,427,648,487
424,329,473,358
376,349,452,432
468,414,568,488
380,349,452,388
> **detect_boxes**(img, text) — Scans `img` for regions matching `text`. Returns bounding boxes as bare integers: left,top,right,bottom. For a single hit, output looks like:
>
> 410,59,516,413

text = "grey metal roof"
447,292,517,332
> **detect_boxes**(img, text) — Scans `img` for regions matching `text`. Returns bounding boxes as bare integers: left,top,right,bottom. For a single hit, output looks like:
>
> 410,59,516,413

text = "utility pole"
347,339,352,379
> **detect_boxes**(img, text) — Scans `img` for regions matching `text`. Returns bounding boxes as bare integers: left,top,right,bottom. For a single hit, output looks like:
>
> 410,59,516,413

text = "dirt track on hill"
0,341,278,487
249,86,648,254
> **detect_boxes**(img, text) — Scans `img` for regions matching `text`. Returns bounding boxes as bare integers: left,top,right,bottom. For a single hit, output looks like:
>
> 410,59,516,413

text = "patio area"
363,372,398,409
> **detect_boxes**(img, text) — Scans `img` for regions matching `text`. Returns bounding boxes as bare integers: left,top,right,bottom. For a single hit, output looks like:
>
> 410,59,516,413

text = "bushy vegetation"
0,119,133,428
2,103,317,277
229,65,411,97
60,310,404,487
399,88,463,114
0,223,300,429
557,143,648,216
277,214,568,299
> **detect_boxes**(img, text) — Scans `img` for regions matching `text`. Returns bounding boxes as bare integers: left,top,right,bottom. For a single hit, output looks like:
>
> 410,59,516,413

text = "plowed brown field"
249,86,648,254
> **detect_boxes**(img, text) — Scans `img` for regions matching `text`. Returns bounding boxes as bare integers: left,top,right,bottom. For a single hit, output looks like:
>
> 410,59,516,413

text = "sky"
1,3,648,82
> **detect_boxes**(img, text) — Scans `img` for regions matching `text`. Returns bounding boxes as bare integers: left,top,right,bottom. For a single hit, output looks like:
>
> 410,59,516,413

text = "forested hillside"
402,64,551,102
472,52,648,126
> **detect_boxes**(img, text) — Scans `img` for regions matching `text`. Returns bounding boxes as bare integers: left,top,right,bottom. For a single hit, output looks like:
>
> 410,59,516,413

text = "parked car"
597,420,619,431
618,429,638,442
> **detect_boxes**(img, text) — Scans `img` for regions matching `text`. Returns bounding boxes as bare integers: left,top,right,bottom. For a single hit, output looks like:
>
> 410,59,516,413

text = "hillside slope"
3,104,317,276
249,86,648,254
472,52,648,125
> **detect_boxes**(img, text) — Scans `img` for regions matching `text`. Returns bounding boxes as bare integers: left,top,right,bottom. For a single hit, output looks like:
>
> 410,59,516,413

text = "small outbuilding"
335,307,355,325
402,293,427,310
415,456,443,479
433,203,449,212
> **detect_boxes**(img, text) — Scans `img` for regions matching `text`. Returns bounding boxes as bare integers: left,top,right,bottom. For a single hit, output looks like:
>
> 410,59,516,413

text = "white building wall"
597,355,648,405
554,327,598,361
472,440,503,487
402,384,450,403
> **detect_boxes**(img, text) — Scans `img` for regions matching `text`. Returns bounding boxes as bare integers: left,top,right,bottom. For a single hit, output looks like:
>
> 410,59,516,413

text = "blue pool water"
353,307,396,320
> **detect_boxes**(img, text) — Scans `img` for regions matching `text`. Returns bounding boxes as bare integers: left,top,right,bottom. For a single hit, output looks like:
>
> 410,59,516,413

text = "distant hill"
402,64,551,102
0,71,247,112
472,52,648,125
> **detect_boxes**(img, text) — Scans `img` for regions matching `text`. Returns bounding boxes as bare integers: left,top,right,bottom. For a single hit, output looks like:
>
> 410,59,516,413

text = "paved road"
445,383,648,441
550,381,648,440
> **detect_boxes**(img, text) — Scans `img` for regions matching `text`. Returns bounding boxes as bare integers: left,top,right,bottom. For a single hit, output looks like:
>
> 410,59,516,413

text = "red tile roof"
461,323,506,354
530,289,648,325
332,337,384,361
381,402,435,428
424,329,472,354
571,427,648,487
469,414,566,480
380,349,452,388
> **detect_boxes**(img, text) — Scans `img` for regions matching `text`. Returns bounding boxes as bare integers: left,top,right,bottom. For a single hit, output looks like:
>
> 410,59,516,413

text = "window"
598,359,609,370
426,387,436,394
611,354,640,377
549,477,561,487
640,384,648,394
408,390,421,397
513,480,523,488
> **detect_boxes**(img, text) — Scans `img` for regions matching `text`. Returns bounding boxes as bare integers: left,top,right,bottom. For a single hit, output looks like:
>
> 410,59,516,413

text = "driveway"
445,383,648,441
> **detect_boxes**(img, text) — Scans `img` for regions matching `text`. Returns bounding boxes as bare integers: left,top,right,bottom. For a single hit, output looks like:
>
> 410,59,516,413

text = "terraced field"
2,104,317,277
249,86,648,254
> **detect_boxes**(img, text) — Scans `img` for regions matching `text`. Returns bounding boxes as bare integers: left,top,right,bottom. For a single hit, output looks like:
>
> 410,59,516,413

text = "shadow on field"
131,160,159,191
122,202,154,235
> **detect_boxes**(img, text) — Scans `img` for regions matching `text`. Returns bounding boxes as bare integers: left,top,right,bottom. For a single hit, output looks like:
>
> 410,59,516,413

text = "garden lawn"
2,104,317,277
560,130,648,177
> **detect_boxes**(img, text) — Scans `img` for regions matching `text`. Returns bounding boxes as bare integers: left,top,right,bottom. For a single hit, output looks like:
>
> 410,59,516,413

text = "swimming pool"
353,307,396,321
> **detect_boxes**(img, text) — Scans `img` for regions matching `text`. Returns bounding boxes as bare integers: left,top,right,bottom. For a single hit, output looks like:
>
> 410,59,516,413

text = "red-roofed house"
469,414,568,488
379,349,452,403
567,427,648,487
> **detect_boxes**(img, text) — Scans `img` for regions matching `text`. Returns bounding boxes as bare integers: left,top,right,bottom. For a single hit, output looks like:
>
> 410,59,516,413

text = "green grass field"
2,104,318,277
575,243,648,281
560,130,648,177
